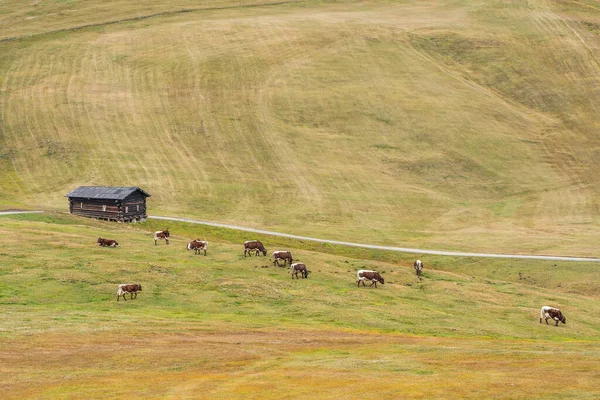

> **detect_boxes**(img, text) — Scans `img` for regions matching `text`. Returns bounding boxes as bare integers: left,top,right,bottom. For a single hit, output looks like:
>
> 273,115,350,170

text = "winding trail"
0,211,44,216
1,211,598,262
148,215,600,263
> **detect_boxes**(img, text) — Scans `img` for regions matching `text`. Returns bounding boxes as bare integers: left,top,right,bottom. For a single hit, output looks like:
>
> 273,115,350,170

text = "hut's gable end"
121,192,147,216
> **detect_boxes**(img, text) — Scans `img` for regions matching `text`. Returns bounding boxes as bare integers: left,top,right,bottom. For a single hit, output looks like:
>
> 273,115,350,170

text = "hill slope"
1,0,600,256
1,213,599,398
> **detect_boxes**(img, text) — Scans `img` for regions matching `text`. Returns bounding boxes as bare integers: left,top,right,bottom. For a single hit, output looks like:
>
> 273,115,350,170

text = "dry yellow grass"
1,2,600,253
3,328,600,399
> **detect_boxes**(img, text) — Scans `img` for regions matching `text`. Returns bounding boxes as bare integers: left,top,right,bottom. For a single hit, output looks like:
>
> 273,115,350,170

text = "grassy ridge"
0,214,599,398
1,1,600,256
0,0,302,41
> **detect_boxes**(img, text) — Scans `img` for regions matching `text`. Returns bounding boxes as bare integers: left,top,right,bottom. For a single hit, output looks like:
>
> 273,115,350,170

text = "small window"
102,205,107,212
80,202,83,209
125,206,129,213
136,205,140,212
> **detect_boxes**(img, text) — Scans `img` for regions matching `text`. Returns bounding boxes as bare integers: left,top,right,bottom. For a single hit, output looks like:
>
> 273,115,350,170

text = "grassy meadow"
1,212,599,399
2,0,600,398
1,0,600,255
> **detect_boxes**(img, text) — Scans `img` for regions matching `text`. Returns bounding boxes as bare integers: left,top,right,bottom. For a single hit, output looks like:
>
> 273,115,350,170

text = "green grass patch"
0,216,598,398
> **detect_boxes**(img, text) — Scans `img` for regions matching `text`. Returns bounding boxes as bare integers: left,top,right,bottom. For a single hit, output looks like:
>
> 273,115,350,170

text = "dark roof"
65,186,151,200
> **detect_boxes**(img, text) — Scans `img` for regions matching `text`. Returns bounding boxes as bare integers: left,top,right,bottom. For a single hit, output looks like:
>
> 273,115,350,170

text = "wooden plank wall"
122,192,147,221
69,195,147,222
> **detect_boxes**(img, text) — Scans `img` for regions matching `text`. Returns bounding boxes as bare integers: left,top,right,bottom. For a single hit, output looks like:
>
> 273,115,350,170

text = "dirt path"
148,215,600,263
0,211,44,216
2,210,598,262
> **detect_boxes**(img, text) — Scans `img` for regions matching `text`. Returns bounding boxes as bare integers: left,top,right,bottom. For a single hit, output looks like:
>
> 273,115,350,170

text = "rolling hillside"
2,3,600,398
1,0,600,256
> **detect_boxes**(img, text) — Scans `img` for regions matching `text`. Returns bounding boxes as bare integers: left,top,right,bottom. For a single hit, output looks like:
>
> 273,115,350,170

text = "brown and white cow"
289,263,310,279
414,260,423,277
271,251,293,267
117,284,142,301
540,306,566,326
98,237,119,247
187,239,208,255
357,269,384,288
244,240,267,257
154,230,170,245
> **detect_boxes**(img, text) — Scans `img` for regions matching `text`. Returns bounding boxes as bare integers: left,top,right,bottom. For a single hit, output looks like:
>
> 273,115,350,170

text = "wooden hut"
65,186,150,222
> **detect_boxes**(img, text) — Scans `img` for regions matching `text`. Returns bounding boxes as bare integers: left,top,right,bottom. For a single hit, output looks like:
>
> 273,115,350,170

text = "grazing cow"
97,237,119,247
357,269,384,288
154,230,170,245
540,306,566,326
117,284,142,301
187,239,208,255
244,240,267,257
289,263,310,279
271,250,293,267
414,260,423,277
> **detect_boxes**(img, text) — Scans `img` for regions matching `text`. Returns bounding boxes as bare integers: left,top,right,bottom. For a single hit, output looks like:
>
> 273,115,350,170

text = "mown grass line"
0,0,303,43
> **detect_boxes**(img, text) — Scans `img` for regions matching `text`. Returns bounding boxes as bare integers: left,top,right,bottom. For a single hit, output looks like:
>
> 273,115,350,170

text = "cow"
289,263,310,279
187,239,208,255
154,229,170,245
117,284,142,301
414,260,423,277
244,240,267,257
540,306,566,326
97,237,119,247
356,269,384,288
271,250,293,267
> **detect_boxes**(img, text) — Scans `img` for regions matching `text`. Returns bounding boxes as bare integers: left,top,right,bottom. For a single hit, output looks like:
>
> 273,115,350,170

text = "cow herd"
100,230,566,326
